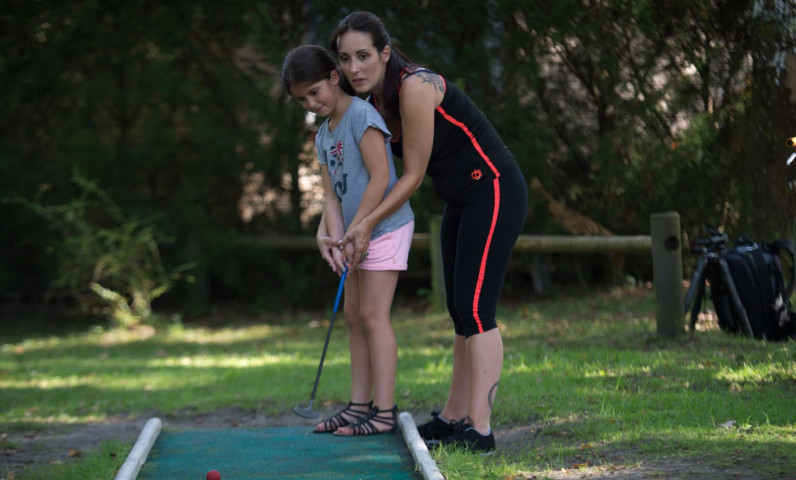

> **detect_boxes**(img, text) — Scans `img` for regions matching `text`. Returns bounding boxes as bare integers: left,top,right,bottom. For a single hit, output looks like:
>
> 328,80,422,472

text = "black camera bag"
707,235,796,341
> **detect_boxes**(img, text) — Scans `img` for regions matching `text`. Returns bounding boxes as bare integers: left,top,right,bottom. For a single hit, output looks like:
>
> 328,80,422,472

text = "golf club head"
293,405,319,419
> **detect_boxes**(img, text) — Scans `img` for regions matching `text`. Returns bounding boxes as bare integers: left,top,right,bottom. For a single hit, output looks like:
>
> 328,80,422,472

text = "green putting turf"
137,426,419,479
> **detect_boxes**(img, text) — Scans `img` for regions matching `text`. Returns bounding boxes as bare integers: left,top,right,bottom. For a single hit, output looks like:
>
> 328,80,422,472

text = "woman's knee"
452,299,497,337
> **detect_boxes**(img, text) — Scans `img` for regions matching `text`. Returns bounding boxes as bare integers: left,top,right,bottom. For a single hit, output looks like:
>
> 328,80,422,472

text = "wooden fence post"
650,212,684,338
428,215,446,311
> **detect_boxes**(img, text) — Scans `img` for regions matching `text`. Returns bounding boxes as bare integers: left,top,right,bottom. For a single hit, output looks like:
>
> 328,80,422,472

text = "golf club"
293,266,348,418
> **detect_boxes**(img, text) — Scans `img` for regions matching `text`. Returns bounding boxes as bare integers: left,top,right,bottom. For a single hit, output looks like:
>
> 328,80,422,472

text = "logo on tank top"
471,169,483,181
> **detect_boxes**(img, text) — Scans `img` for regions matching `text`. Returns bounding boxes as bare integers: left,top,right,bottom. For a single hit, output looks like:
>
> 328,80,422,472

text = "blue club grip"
332,266,348,313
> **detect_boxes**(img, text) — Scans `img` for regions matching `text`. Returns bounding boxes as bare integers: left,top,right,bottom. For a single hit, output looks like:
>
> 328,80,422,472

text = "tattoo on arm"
488,381,499,411
416,71,445,94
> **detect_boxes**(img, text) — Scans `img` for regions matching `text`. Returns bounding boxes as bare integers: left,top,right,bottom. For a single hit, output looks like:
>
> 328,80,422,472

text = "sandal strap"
320,401,372,431
350,405,398,435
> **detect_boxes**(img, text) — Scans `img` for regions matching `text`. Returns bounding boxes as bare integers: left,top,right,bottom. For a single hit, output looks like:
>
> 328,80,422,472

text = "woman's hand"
340,221,373,271
330,245,347,276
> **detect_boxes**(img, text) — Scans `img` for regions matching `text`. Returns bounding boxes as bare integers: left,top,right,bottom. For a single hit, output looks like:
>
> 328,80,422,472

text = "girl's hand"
340,222,372,271
317,235,340,271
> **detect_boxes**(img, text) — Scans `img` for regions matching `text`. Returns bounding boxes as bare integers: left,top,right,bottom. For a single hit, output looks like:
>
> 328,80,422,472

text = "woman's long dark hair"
330,11,414,119
281,44,352,95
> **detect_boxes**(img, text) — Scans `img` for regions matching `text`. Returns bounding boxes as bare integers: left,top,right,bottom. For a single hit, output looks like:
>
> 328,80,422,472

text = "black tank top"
378,70,518,201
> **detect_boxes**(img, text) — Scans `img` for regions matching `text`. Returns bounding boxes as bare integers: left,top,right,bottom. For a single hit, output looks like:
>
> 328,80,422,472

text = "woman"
330,11,528,453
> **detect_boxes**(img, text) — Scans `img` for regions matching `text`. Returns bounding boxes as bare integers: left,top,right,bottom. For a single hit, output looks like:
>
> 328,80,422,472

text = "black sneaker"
437,424,496,455
417,412,463,444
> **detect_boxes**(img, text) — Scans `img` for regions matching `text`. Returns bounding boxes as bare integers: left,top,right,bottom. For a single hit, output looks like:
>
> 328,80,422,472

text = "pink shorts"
360,220,414,271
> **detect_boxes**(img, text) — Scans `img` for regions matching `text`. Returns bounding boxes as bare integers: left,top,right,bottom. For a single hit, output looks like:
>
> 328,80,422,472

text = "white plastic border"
398,411,445,480
114,417,162,480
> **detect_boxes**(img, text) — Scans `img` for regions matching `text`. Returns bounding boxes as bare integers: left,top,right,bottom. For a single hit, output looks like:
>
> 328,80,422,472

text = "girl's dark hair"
330,11,414,118
281,45,354,95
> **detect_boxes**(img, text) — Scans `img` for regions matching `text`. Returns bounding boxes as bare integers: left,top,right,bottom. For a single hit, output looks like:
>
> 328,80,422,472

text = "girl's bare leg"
335,269,399,434
315,274,371,431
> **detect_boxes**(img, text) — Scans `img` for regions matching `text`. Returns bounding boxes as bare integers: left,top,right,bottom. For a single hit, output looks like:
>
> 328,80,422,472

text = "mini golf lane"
136,425,419,479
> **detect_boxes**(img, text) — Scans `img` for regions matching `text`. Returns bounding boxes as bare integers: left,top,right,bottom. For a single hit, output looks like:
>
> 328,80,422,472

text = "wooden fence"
243,212,683,337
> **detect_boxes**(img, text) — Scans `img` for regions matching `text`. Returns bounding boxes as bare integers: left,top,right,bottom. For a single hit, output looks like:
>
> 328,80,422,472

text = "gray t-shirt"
316,97,413,239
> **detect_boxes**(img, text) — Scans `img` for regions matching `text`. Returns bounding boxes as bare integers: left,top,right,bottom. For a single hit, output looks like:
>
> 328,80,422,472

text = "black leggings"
440,164,528,337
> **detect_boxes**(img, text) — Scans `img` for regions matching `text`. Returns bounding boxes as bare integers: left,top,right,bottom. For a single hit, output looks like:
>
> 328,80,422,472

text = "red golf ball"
206,470,221,480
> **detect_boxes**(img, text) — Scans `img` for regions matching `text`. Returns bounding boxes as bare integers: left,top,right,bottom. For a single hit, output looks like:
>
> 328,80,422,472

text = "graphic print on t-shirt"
329,139,347,200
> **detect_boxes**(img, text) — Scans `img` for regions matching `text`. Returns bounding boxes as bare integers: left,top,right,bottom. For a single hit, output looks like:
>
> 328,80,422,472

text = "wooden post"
650,212,684,338
428,215,446,312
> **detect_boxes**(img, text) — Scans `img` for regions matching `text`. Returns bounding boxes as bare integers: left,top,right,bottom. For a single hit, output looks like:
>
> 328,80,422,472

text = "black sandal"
313,401,372,433
334,404,398,436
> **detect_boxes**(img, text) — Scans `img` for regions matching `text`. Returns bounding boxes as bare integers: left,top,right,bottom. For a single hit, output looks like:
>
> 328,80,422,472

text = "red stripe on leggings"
472,178,501,333
435,105,502,332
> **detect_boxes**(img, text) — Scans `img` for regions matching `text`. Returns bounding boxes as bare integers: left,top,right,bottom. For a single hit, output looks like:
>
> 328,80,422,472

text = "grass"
1,285,795,479
5,441,131,480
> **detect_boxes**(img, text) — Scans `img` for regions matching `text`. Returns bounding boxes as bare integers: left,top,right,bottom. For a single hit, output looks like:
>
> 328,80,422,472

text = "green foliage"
2,1,795,317
201,237,338,311
4,172,193,328
493,0,795,239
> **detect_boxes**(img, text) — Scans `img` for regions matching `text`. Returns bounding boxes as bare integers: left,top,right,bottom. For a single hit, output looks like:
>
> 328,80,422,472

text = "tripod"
683,231,754,338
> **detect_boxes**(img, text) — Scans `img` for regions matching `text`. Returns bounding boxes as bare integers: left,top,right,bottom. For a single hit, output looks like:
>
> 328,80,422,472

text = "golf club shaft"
306,266,348,406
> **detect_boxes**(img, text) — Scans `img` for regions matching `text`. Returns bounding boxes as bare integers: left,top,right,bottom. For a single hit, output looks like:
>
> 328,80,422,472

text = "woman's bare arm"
341,74,442,270
347,127,391,232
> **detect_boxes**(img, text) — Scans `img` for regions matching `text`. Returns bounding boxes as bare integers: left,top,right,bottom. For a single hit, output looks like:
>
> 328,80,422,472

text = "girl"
281,45,414,436
331,12,528,453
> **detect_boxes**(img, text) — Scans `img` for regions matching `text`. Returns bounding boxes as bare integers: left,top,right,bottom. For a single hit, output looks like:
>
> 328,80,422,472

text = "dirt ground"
0,406,769,480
